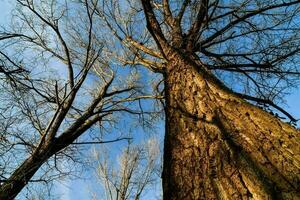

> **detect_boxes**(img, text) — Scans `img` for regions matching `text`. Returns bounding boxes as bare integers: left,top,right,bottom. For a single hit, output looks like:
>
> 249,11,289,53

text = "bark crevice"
162,52,300,200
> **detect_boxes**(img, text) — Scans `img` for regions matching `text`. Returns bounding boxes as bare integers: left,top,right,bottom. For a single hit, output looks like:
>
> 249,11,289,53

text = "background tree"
93,0,300,199
0,1,160,199
92,138,161,200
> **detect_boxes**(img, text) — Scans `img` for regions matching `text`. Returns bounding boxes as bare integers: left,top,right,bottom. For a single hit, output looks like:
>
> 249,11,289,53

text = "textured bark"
162,52,300,200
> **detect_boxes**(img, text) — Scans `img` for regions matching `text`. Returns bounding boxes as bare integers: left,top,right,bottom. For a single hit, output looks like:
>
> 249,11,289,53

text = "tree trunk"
162,52,300,200
0,142,66,200
0,150,50,200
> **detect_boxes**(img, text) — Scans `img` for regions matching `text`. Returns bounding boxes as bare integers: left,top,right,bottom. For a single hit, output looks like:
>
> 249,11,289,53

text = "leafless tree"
91,0,300,199
0,1,160,199
93,138,161,200
2,0,300,199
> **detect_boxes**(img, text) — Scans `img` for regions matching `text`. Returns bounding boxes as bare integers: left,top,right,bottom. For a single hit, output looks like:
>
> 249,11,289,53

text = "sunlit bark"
162,51,300,199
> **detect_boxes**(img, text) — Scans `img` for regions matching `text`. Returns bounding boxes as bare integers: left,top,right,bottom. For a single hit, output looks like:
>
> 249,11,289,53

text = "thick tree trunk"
162,52,300,200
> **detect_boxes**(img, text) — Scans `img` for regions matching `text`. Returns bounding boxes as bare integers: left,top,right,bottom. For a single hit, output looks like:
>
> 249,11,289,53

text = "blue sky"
0,2,162,199
0,1,299,199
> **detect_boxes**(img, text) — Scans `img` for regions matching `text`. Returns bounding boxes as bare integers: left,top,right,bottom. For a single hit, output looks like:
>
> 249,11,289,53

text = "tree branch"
71,137,132,145
234,92,297,122
141,0,170,57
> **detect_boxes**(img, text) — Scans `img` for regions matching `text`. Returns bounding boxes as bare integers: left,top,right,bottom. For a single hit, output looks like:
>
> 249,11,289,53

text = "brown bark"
162,51,300,200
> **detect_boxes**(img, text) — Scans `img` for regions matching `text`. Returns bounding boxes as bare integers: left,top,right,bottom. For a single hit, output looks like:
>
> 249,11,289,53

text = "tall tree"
95,0,300,199
0,1,159,199
1,0,300,199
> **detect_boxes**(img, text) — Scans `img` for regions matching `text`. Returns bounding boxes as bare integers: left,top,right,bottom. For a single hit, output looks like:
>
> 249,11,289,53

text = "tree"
1,0,300,199
0,1,159,199
94,0,300,199
93,138,161,200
